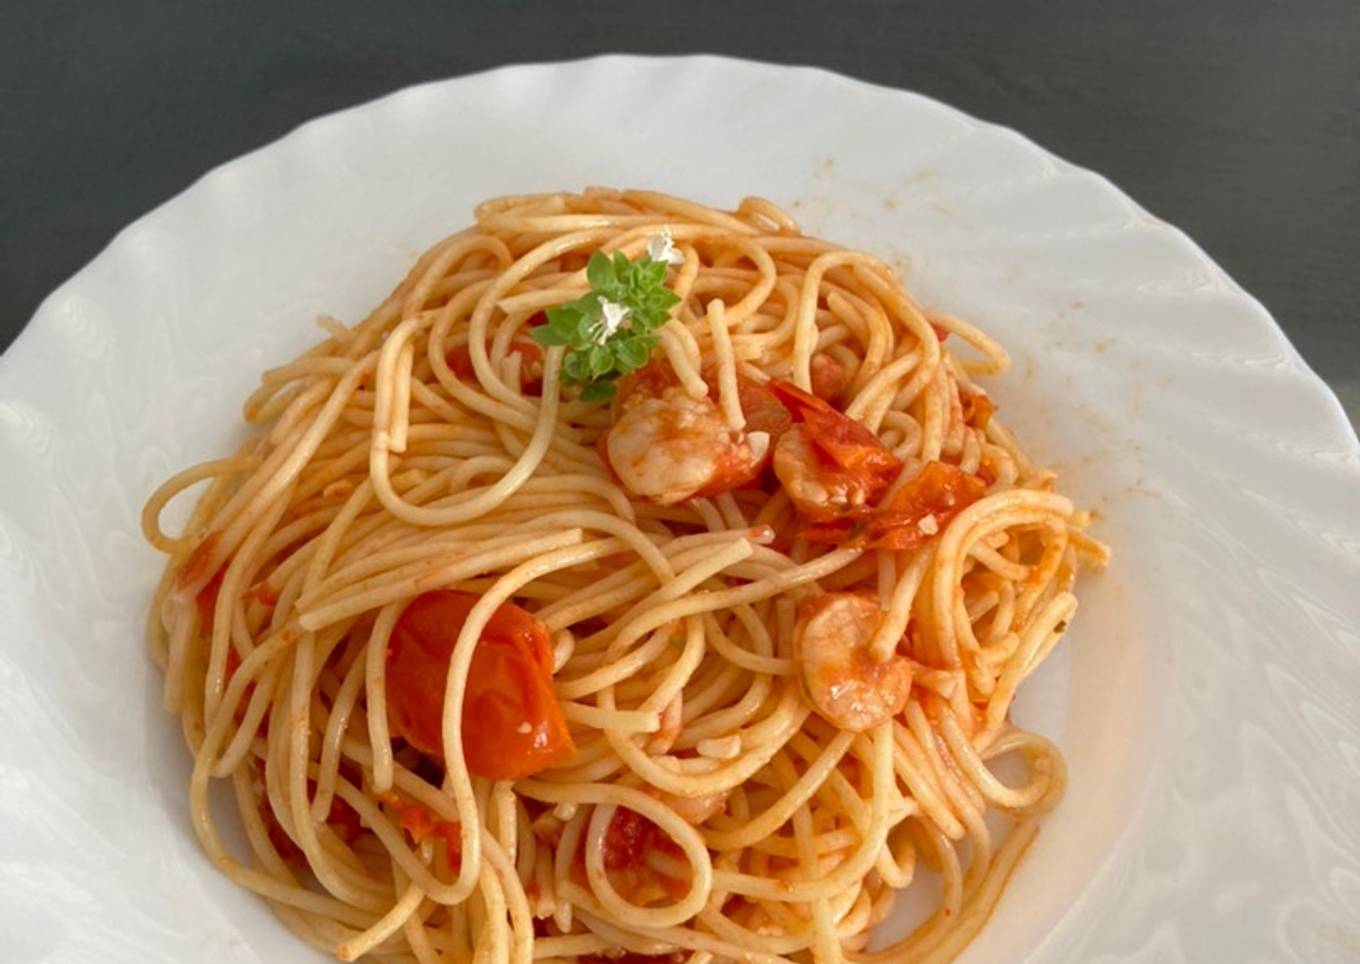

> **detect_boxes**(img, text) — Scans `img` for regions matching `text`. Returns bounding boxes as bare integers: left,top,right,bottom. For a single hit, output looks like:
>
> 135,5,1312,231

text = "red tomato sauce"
446,340,545,395
178,531,220,591
598,806,690,901
254,767,364,863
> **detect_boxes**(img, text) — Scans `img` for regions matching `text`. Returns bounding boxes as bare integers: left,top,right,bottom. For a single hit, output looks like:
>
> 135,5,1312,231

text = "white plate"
2,55,1358,964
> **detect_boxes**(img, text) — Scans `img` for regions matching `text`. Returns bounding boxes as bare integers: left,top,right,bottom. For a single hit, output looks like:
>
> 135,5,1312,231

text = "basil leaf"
580,379,618,402
586,251,615,292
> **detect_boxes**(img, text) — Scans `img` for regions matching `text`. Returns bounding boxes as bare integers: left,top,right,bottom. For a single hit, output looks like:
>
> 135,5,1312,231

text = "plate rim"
6,53,1357,457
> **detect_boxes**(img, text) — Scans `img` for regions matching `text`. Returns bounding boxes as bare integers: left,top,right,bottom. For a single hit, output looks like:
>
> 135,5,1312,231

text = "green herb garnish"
530,249,681,401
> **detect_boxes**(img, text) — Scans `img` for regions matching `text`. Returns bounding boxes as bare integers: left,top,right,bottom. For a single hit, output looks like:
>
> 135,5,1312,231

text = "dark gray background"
4,0,1357,424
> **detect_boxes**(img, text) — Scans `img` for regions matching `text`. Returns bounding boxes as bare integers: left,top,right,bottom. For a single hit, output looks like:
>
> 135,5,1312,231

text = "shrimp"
602,362,787,506
793,592,912,732
773,426,880,522
800,460,988,550
768,379,901,524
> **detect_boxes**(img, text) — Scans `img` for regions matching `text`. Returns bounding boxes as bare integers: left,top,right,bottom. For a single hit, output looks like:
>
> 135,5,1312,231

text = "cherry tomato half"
386,590,574,781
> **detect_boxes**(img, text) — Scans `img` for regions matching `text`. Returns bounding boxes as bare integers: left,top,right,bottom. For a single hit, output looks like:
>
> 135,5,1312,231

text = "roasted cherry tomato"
809,353,851,405
960,389,996,430
386,590,574,781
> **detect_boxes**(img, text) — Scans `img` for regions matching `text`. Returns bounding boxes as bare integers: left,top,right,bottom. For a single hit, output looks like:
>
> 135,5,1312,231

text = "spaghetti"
143,189,1108,963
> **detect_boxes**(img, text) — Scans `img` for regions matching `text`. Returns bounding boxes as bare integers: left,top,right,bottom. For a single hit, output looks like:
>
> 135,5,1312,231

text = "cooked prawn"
773,426,879,522
602,362,785,506
767,379,901,524
606,387,768,505
800,459,988,549
793,592,912,732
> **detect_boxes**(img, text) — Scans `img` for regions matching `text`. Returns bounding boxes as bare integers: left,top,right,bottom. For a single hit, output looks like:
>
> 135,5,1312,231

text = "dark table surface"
4,0,1357,427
